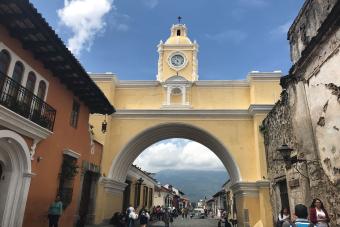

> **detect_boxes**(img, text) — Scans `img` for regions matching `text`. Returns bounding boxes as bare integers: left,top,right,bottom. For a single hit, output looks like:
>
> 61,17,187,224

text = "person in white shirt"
277,207,290,227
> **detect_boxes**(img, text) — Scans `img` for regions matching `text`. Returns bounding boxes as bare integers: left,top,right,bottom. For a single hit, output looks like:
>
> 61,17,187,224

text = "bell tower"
156,21,199,82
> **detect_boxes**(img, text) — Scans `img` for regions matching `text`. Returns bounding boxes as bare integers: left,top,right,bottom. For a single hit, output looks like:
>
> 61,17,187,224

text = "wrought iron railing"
0,71,56,131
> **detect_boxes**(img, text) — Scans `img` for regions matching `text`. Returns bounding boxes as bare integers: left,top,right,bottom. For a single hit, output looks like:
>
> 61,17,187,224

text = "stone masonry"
262,1,340,226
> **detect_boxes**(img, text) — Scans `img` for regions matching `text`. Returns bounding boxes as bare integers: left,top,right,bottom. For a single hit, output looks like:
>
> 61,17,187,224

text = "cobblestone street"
150,217,219,227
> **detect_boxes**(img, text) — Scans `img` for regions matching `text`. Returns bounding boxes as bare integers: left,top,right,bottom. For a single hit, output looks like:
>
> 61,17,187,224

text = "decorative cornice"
0,105,52,141
256,180,271,188
230,182,259,198
112,109,252,119
118,81,160,88
247,72,282,81
248,104,275,116
63,149,81,159
90,73,118,83
194,80,249,87
112,105,274,119
230,180,271,198
100,177,127,194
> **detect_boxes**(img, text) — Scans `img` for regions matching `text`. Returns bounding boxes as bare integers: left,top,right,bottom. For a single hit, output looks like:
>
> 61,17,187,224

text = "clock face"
171,54,185,67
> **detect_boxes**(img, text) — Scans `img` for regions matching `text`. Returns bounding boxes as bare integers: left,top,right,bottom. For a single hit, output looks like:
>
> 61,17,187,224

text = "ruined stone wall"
263,1,340,225
288,0,337,63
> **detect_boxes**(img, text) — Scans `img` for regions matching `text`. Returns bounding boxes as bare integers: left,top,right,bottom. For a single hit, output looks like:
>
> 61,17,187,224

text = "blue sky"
30,0,304,80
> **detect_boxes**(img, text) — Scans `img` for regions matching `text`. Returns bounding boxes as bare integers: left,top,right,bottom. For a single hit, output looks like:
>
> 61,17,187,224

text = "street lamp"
276,144,319,178
137,177,144,185
276,144,294,166
101,115,107,133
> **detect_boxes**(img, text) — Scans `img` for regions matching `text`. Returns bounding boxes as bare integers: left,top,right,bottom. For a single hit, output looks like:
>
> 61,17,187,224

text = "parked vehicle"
191,208,205,219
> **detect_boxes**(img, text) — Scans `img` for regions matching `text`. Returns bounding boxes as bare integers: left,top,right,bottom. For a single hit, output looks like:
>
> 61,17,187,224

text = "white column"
166,87,171,105
181,87,186,105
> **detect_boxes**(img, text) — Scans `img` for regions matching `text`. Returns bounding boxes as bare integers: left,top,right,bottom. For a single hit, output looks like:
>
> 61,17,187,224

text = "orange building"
0,1,114,227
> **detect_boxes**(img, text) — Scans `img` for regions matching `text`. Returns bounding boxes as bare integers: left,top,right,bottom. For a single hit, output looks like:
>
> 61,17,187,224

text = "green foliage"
60,157,79,180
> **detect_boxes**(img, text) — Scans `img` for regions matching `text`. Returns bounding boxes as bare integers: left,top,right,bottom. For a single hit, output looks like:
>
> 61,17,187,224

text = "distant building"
122,165,158,212
154,185,174,208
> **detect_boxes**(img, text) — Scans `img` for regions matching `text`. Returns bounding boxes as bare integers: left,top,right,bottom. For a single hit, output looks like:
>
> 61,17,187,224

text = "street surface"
150,217,219,227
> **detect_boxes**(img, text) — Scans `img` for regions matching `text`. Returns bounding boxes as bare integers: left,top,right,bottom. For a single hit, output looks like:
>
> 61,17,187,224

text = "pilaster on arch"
105,123,242,194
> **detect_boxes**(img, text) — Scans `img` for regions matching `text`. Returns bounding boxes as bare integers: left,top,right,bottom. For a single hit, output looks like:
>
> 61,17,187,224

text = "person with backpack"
286,204,313,227
277,207,291,227
139,207,150,227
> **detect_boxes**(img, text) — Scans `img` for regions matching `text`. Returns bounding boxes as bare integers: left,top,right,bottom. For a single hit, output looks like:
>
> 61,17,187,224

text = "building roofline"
0,0,115,114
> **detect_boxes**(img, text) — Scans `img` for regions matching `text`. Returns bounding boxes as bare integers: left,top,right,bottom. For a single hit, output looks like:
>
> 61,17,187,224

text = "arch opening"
109,123,242,186
0,130,32,227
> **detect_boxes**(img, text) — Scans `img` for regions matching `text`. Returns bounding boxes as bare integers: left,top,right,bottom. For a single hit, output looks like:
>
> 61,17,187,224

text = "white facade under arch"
0,130,32,227
107,123,241,192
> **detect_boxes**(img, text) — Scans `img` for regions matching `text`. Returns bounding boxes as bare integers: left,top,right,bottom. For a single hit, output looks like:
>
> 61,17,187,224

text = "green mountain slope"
155,169,229,202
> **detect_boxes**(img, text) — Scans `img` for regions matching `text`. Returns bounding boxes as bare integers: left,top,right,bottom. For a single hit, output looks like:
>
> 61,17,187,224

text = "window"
26,72,36,92
70,100,80,128
0,49,11,75
148,188,153,207
22,72,36,107
37,81,46,100
12,61,24,84
58,154,79,209
134,183,141,207
143,186,148,207
177,29,181,36
8,61,24,102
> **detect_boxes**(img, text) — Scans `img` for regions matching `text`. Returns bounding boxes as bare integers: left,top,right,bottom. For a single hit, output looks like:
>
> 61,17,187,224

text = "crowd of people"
110,205,190,227
276,198,330,227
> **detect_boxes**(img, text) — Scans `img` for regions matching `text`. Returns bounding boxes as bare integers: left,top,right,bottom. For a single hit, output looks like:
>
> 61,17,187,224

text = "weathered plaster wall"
288,0,337,63
262,2,340,225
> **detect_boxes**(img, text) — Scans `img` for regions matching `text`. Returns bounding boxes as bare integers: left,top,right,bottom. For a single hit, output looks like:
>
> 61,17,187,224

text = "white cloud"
57,0,114,56
141,0,159,9
270,21,292,37
133,139,225,172
205,30,247,44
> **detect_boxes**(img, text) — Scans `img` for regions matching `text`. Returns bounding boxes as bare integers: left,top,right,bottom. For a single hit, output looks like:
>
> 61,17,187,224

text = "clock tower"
156,23,199,82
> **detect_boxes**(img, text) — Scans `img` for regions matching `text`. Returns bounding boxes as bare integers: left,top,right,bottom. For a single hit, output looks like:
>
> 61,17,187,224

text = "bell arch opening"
108,123,242,186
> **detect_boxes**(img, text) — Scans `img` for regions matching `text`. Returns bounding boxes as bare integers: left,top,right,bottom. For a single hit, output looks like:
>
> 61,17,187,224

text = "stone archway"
0,130,32,227
105,122,241,192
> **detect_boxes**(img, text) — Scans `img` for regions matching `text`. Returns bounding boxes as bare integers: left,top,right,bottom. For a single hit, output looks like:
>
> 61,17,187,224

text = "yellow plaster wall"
191,86,250,109
100,118,259,181
250,80,281,104
114,87,163,109
94,184,123,224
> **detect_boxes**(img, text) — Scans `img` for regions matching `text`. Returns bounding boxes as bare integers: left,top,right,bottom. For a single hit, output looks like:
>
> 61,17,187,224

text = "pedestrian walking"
163,208,171,227
48,195,63,227
127,206,138,227
139,207,150,227
310,198,330,227
289,204,312,227
276,207,290,227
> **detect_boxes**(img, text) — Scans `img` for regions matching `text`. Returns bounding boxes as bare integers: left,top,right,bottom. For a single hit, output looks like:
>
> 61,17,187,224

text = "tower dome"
165,24,192,45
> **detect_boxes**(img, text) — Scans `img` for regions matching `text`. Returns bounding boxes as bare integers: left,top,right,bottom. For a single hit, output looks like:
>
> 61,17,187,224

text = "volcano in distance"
155,169,229,202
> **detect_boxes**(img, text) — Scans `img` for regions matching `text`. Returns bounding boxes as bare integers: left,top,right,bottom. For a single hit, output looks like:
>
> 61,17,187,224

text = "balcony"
0,72,56,131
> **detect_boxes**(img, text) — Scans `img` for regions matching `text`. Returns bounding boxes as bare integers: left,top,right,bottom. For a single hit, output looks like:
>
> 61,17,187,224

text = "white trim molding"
0,105,52,159
63,149,81,159
0,130,32,227
248,104,275,116
100,177,127,194
112,105,274,119
230,180,271,198
112,109,252,119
